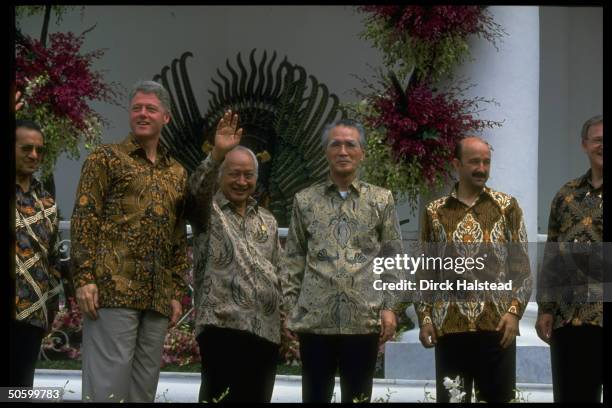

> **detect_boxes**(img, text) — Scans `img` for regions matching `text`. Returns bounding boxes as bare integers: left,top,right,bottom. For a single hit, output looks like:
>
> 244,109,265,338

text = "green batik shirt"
281,177,404,335
538,169,603,329
71,134,190,318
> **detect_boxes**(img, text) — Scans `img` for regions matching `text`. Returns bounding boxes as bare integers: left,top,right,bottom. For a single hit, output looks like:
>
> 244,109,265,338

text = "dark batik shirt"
15,178,63,330
537,169,603,329
71,134,189,318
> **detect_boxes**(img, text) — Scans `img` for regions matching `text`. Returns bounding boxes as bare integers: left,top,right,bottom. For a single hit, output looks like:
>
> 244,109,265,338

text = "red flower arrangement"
364,75,499,183
16,32,117,131
15,31,122,177
359,5,499,44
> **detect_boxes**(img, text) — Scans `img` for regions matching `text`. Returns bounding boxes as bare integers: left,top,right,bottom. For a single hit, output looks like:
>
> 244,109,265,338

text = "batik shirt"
281,178,404,335
537,170,603,329
71,134,189,318
15,179,62,331
415,185,532,337
188,156,283,344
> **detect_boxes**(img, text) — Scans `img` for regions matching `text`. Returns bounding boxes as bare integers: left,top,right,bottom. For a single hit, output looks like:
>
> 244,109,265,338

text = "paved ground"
35,369,554,403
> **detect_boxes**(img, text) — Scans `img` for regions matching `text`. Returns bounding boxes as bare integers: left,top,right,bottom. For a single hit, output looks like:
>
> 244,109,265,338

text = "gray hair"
321,119,366,151
129,80,171,113
218,145,259,181
581,114,603,141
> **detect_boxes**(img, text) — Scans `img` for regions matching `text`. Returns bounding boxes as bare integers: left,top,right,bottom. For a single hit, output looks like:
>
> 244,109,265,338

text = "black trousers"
9,319,45,387
298,332,379,403
550,325,603,402
435,331,516,403
196,325,279,403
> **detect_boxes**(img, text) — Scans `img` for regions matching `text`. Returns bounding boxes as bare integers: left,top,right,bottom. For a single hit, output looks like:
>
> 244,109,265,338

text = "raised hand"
211,109,243,162
15,91,24,112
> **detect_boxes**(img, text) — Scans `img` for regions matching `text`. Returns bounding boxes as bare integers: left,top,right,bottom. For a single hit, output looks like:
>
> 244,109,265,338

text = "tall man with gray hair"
71,80,190,402
536,115,603,402
187,110,283,402
281,119,404,403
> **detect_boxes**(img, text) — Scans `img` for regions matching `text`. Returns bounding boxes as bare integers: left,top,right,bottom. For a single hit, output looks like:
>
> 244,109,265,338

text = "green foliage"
15,5,84,26
359,16,472,83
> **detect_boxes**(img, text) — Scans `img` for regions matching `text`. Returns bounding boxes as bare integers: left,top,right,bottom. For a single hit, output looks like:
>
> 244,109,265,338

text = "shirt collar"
324,175,362,197
16,176,42,195
448,183,494,207
578,168,599,190
121,133,172,166
214,190,259,215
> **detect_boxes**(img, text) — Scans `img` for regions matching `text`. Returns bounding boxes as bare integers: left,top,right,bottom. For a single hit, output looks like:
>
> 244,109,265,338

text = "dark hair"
16,119,44,137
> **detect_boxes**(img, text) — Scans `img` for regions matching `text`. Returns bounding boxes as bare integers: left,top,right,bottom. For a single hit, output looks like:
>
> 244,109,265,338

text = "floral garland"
358,5,504,82
15,31,122,178
351,6,504,211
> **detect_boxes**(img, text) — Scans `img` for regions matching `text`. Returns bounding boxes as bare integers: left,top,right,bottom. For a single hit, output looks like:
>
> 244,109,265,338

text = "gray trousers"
81,308,169,402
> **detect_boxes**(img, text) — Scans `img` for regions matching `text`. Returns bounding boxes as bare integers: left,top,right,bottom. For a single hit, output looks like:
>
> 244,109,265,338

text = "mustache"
472,172,488,178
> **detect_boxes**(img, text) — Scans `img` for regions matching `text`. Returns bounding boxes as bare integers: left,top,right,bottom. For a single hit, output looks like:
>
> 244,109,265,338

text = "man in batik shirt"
187,110,282,403
71,81,189,402
416,136,532,403
536,115,603,402
281,119,404,403
12,117,67,387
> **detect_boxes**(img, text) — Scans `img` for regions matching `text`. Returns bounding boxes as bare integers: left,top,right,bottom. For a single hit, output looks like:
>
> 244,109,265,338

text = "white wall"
538,6,602,233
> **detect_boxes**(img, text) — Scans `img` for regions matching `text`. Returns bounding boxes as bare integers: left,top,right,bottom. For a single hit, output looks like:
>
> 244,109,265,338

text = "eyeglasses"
18,144,46,155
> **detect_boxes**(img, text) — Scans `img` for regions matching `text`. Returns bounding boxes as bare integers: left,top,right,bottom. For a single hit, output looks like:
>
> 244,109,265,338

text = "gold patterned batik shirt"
71,134,189,318
281,178,404,335
187,156,283,345
537,169,603,329
415,185,532,338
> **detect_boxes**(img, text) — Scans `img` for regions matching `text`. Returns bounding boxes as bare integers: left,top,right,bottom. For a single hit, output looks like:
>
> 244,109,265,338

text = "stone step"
34,369,553,402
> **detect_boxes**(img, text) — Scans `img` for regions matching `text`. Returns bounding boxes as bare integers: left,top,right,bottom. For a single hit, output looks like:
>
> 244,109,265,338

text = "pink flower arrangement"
359,5,498,44
365,79,499,183
15,31,118,132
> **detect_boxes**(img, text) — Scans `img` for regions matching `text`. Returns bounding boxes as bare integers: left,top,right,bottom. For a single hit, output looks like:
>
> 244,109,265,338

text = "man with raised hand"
281,119,404,403
416,136,532,403
71,80,189,402
187,110,283,403
536,115,603,402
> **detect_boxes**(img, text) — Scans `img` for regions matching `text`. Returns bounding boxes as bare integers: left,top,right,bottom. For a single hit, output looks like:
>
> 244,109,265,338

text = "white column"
455,5,540,243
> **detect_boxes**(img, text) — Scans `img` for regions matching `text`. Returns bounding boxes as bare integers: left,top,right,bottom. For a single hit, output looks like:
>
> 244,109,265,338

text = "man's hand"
379,309,397,345
280,311,297,342
496,312,519,348
419,323,437,348
15,91,24,112
535,313,553,344
169,299,182,328
211,109,243,162
76,283,99,320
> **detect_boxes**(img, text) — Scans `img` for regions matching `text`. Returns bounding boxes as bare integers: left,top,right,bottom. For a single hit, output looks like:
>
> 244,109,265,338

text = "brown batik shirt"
71,134,189,318
537,169,603,329
187,156,283,345
281,178,404,335
415,185,532,338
